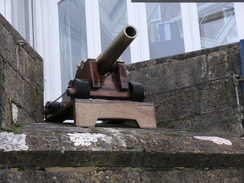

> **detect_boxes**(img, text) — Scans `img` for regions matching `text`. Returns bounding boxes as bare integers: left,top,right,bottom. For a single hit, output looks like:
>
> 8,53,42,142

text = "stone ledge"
0,123,243,169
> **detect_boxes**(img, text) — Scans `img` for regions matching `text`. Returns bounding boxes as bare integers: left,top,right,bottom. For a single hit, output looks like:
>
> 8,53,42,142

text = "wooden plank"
74,99,157,128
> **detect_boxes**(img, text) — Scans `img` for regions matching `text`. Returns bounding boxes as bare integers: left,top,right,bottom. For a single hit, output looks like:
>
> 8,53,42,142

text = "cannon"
44,25,156,128
66,25,144,102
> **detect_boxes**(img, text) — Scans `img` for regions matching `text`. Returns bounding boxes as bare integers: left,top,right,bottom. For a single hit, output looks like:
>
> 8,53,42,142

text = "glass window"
146,3,184,59
11,0,31,43
99,0,131,64
198,3,238,49
58,0,87,92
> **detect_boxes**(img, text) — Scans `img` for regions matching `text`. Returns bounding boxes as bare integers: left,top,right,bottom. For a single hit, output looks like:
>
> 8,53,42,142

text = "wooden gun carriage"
44,25,156,128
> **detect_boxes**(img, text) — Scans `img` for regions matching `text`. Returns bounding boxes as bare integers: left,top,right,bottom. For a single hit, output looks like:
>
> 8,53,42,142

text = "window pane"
99,0,131,64
11,0,30,42
198,3,238,49
146,3,184,59
58,0,87,92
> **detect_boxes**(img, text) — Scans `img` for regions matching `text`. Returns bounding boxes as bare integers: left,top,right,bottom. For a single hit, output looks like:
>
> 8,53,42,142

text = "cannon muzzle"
96,25,138,74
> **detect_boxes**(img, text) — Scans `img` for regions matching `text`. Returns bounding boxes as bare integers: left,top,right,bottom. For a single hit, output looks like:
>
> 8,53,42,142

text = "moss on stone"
0,123,26,134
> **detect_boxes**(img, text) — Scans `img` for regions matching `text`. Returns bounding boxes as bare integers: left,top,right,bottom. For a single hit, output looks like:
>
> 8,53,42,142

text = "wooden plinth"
74,99,157,128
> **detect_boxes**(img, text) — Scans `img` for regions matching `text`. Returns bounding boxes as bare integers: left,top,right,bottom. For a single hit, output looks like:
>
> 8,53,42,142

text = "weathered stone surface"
0,14,43,127
0,167,243,183
128,42,241,134
0,123,244,168
0,123,244,182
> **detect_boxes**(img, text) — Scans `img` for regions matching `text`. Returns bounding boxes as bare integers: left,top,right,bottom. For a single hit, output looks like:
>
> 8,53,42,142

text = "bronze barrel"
96,25,138,74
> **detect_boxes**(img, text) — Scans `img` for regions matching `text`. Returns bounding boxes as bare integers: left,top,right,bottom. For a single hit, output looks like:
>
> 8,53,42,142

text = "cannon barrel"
96,25,138,74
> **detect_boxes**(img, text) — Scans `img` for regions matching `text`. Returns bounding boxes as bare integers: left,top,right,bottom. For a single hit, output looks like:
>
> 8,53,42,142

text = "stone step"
1,123,243,168
1,123,244,182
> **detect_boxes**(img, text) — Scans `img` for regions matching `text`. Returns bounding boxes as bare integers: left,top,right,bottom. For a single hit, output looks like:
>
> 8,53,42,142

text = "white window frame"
127,0,150,63
27,0,34,47
85,0,101,58
33,0,62,102
234,3,244,40
180,3,201,52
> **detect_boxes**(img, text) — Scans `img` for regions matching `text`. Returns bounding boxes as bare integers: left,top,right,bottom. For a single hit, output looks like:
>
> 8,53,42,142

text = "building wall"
128,42,241,134
0,14,43,127
1,1,244,102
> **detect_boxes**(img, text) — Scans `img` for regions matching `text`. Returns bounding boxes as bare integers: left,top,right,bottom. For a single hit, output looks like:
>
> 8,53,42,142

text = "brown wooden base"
73,99,157,128
45,99,157,128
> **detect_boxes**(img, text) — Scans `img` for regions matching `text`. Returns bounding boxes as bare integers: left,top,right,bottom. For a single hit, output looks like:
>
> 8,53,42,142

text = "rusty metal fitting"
66,88,77,96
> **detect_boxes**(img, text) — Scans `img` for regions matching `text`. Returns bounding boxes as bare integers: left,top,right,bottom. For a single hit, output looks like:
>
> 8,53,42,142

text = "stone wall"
0,14,43,127
128,43,241,134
